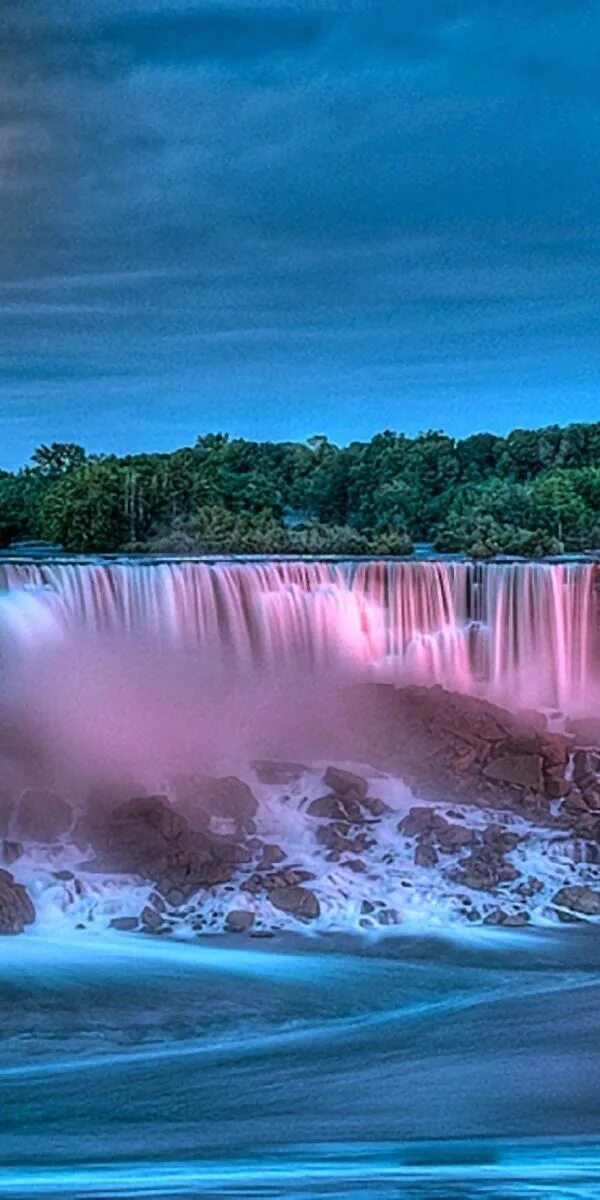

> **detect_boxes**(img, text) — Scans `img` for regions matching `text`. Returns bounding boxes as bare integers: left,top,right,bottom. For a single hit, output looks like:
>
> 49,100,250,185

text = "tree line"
1,422,600,557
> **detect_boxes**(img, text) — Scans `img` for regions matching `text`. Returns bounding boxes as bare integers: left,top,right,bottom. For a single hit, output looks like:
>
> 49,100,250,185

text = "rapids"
0,929,599,1198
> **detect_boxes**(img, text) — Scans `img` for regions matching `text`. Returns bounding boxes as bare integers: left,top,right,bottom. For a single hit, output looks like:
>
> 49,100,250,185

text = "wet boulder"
269,885,320,921
414,843,438,868
225,909,255,933
323,766,368,800
482,754,543,792
180,776,258,835
552,885,600,917
109,916,139,932
567,717,600,745
0,870,35,934
398,806,442,838
251,761,307,785
15,788,72,843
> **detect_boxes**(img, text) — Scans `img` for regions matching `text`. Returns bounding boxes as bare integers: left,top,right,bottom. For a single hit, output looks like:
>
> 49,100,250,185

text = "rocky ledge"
1,685,600,936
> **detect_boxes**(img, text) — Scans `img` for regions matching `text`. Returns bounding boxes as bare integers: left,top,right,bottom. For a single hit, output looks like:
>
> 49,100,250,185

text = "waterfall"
0,559,596,712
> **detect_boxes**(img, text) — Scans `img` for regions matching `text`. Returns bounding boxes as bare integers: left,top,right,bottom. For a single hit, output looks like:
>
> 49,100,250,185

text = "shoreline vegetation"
1,421,600,558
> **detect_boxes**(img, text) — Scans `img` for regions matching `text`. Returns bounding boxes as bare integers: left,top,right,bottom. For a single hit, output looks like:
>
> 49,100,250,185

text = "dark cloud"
0,1,598,466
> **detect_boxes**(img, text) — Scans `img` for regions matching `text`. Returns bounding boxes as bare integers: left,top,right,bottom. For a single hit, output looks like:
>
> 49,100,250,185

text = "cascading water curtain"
0,559,596,710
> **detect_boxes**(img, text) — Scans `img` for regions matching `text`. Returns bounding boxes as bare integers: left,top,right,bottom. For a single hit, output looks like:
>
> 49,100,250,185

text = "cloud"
0,1,598,467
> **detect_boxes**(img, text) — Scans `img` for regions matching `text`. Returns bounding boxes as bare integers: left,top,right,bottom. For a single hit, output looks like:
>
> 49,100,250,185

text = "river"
0,928,599,1198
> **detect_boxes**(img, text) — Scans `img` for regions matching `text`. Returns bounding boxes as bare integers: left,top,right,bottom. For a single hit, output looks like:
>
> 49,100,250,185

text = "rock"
545,778,572,800
322,767,368,800
110,916,139,931
552,885,600,917
0,871,35,934
1,841,23,866
208,839,252,864
515,877,544,899
453,848,520,891
347,684,564,814
307,795,346,820
362,796,392,817
482,754,543,792
114,795,186,842
344,858,367,872
482,824,521,853
567,717,600,745
483,909,530,927
573,749,600,781
581,783,600,811
436,823,474,851
225,909,255,933
53,869,75,881
140,904,167,932
258,843,286,868
414,843,438,868
376,909,401,926
251,761,307,785
516,709,547,734
187,776,258,832
15,788,72,843
541,735,570,768
398,806,441,837
269,886,320,921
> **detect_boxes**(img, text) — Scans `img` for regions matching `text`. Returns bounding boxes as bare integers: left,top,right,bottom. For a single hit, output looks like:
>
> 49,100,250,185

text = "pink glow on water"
0,559,596,708
0,560,597,794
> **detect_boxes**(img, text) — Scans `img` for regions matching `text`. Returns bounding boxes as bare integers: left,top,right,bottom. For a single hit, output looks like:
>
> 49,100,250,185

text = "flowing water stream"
1,928,599,1198
0,559,598,1197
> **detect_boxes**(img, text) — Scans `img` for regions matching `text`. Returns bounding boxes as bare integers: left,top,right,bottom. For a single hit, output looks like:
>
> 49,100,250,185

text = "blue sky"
1,0,599,469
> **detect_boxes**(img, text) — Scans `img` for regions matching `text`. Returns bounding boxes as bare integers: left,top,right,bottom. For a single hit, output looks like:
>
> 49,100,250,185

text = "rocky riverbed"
1,684,600,937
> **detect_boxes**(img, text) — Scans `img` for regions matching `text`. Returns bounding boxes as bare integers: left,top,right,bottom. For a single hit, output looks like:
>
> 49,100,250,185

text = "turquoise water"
0,929,599,1198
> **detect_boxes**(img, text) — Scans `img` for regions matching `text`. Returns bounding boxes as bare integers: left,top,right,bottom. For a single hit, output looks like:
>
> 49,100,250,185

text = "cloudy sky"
1,1,599,468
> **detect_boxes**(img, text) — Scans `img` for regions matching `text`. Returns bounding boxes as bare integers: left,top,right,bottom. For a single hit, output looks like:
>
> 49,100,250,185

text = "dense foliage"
3,423,600,557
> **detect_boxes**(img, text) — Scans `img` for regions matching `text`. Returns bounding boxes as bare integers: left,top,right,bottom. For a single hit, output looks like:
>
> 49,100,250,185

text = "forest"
1,422,600,557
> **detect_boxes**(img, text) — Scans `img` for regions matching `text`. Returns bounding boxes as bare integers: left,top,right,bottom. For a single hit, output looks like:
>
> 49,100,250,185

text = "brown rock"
307,795,346,820
362,796,392,817
436,823,474,851
251,761,307,785
483,754,543,792
414,843,438,868
482,824,521,853
567,717,600,745
344,858,367,872
110,916,139,931
180,776,258,832
545,778,572,800
140,904,167,932
483,909,530,927
0,872,35,934
269,886,320,921
323,767,368,800
573,749,600,781
398,806,440,837
552,885,600,917
225,909,255,932
515,877,544,898
258,843,286,868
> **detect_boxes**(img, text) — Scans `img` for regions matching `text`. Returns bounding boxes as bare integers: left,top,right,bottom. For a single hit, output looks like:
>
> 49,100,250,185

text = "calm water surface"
0,928,598,1199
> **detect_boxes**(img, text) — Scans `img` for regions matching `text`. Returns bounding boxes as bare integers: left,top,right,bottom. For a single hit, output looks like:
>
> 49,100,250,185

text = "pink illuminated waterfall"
0,559,597,712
